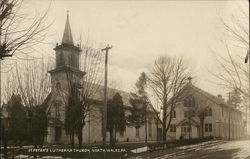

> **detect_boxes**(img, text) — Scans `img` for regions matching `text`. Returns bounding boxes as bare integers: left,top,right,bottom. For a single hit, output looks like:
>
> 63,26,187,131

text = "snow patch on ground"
153,140,250,159
203,140,250,159
131,146,149,153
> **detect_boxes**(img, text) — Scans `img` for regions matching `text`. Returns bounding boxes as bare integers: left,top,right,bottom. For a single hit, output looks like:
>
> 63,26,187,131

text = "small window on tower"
56,82,61,90
55,102,60,118
69,55,72,67
58,53,65,66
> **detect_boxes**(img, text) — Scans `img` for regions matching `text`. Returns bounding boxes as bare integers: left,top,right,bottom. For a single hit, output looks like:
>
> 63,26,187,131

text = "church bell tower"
49,12,85,93
46,12,86,144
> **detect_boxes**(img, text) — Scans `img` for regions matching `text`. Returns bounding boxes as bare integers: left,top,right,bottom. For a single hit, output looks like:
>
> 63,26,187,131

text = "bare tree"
14,58,51,147
211,7,249,111
2,72,18,102
211,44,248,99
15,59,51,107
0,0,49,59
220,7,249,50
147,55,191,141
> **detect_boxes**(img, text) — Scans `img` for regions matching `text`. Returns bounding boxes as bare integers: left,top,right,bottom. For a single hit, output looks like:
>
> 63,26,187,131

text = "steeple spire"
62,10,73,45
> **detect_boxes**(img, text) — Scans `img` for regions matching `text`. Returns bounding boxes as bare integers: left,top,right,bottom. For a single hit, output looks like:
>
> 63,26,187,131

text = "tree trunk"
145,109,147,144
162,93,167,142
162,104,167,141
156,119,159,141
109,128,114,147
3,132,8,159
70,133,74,147
165,104,174,140
200,118,204,138
162,126,166,141
78,126,83,148
114,128,116,147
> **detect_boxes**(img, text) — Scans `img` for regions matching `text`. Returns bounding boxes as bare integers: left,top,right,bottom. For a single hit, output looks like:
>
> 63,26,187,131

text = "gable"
175,83,242,114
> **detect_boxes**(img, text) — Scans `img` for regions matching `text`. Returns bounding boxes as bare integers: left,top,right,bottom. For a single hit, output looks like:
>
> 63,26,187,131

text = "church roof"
179,83,242,113
62,12,74,45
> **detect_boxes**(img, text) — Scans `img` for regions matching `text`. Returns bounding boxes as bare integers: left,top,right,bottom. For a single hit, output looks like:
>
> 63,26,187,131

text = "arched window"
184,99,188,107
184,96,195,107
204,108,208,116
58,53,65,66
69,55,72,67
191,97,195,107
56,82,61,90
55,102,60,118
71,54,75,67
172,110,176,118
208,108,212,116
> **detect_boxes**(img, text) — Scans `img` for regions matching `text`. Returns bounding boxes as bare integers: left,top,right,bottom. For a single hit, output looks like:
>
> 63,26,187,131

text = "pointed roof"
176,118,200,127
176,83,242,113
62,11,73,45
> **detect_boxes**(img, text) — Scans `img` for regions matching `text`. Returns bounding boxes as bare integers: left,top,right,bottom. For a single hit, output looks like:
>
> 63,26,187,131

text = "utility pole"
229,111,231,140
145,106,147,145
101,44,112,147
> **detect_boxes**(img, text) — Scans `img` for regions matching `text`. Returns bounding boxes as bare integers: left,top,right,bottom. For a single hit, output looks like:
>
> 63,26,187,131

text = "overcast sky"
11,0,249,99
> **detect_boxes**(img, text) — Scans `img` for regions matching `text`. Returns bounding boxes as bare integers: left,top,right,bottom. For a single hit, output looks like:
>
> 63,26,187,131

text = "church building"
166,78,246,140
44,13,158,145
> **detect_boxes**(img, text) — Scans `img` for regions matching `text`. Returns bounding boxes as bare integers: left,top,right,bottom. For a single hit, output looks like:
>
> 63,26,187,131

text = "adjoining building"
167,79,246,140
43,13,158,145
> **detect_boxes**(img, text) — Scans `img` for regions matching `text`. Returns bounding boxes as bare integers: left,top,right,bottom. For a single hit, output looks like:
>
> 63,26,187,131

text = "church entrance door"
55,126,62,143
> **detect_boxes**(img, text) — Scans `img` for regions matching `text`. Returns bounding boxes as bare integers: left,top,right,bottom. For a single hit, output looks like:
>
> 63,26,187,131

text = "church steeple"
49,11,85,95
62,11,73,45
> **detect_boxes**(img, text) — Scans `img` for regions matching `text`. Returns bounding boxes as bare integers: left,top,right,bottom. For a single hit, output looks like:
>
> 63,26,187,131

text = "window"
184,99,188,107
119,131,124,137
205,109,208,116
184,111,189,118
71,54,75,67
170,124,176,132
205,123,212,132
184,96,195,107
181,126,191,132
209,123,212,132
208,108,212,116
190,110,196,117
205,108,212,116
55,102,60,118
172,110,176,118
184,110,195,118
136,127,139,137
149,122,152,137
69,55,72,66
58,53,65,66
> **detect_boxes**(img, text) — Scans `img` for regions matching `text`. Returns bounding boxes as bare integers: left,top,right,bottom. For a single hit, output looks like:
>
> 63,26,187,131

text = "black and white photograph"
0,0,249,158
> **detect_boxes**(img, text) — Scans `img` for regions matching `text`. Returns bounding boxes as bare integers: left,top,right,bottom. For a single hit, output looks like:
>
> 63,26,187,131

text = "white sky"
8,0,249,99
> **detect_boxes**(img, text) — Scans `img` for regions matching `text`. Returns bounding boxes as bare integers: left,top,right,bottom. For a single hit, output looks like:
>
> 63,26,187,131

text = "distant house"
167,80,246,140
43,13,158,145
